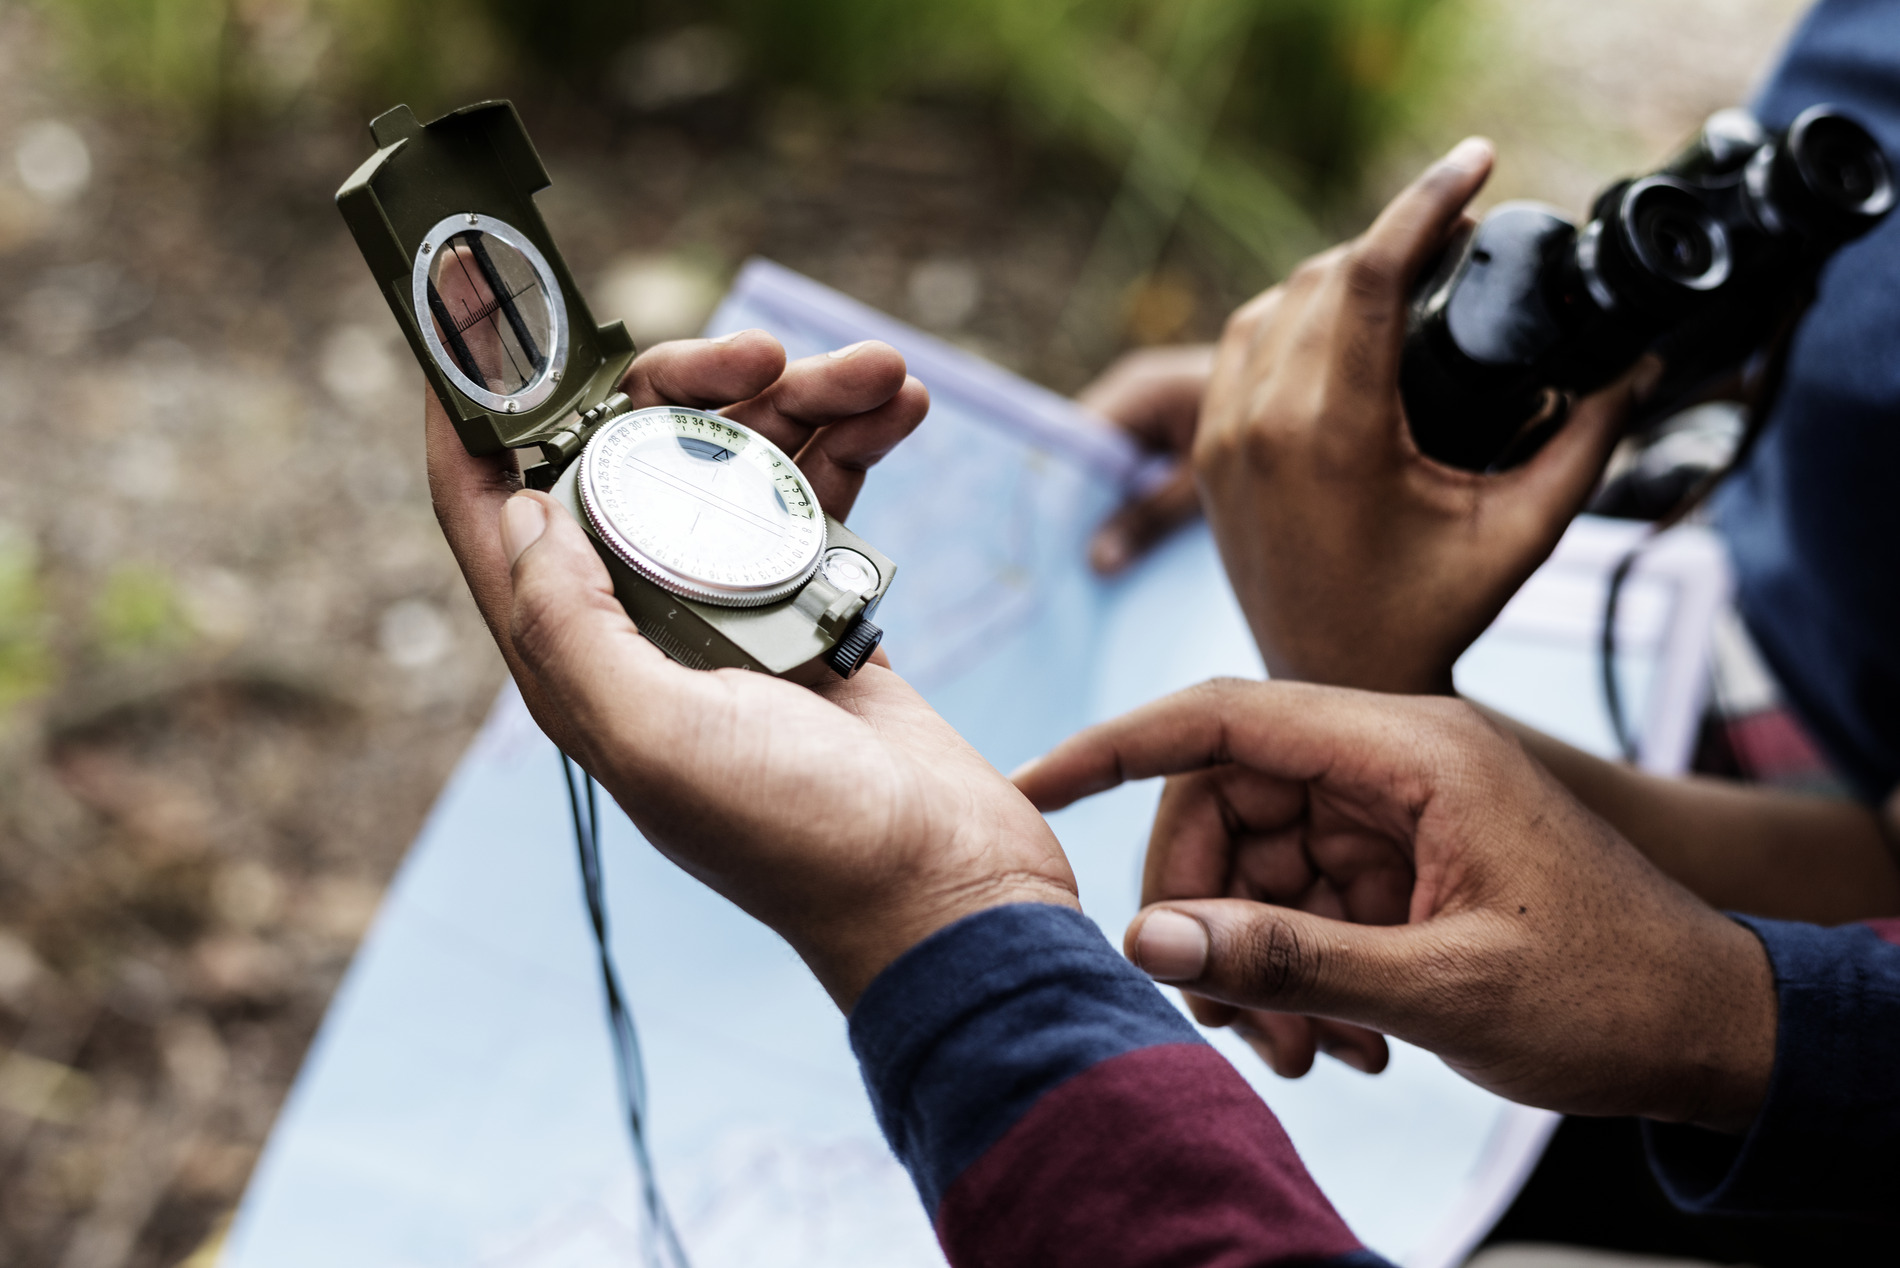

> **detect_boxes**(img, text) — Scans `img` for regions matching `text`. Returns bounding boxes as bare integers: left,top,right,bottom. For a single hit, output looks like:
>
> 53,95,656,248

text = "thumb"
1125,900,1415,1031
498,490,678,733
1348,137,1495,316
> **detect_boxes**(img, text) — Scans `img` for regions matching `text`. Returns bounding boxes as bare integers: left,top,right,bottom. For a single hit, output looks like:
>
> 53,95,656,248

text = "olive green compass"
336,101,893,682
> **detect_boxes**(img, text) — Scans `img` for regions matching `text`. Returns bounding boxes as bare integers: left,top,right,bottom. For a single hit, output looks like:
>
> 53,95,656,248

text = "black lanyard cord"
560,752,691,1267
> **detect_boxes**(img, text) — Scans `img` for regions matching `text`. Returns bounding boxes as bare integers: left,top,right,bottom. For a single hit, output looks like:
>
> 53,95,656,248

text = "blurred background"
0,1,1808,1265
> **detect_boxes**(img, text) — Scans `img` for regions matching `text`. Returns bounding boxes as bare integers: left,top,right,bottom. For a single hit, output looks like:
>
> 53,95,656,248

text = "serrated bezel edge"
576,409,826,609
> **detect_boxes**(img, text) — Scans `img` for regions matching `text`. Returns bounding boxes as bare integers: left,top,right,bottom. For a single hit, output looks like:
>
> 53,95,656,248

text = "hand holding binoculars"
1402,105,1895,471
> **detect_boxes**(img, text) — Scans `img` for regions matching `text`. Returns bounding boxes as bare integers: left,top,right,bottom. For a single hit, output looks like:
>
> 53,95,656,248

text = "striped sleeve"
847,902,1390,1267
1643,915,1900,1224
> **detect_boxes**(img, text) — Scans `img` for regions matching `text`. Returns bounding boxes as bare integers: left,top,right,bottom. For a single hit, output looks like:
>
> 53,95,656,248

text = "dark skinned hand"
422,330,1077,1010
1015,679,1777,1133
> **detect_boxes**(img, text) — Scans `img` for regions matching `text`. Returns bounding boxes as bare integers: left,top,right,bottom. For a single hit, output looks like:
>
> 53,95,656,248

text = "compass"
337,101,896,683
579,407,826,608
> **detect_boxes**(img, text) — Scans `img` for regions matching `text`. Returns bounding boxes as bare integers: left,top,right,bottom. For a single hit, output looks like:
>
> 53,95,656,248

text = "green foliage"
37,0,1460,268
31,0,505,125
704,0,1450,198
32,0,233,115
0,535,53,711
94,565,193,660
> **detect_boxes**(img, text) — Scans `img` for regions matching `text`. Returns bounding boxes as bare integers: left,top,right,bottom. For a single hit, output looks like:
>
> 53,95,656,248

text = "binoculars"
1401,105,1895,471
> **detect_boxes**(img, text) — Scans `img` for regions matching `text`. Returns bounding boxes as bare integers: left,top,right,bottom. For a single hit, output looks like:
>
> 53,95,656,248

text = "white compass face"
578,407,825,607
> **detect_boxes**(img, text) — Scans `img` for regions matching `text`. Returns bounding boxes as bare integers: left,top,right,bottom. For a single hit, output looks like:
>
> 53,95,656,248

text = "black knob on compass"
825,619,884,679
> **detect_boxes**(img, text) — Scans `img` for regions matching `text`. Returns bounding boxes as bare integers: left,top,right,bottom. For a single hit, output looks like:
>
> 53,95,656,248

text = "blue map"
222,260,1730,1268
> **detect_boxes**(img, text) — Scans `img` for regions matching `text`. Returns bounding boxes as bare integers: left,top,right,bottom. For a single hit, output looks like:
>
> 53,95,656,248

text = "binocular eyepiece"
1751,108,1896,239
1400,104,1894,472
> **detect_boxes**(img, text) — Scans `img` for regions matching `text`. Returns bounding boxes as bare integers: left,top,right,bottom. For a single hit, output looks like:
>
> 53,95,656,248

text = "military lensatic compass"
336,101,894,683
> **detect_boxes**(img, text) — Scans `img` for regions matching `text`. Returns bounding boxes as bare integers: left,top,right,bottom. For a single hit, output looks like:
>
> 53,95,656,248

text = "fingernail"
709,330,742,344
827,340,871,359
1133,911,1208,982
1090,531,1130,574
500,495,547,566
1443,136,1493,174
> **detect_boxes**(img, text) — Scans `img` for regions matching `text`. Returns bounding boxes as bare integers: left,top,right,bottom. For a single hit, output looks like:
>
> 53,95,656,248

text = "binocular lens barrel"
1400,104,1892,472
1804,119,1885,203
1757,106,1896,241
1624,181,1731,291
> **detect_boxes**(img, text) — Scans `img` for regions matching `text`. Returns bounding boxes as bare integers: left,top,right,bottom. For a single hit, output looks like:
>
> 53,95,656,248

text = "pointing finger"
1013,679,1427,814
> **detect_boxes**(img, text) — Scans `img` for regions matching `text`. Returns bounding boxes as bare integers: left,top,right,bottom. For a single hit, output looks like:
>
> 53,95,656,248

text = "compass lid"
335,101,636,456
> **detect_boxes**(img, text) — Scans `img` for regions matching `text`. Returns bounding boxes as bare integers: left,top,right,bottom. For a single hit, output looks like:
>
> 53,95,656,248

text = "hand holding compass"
420,336,1078,1007
426,328,920,751
340,101,910,685
344,100,1078,1011
412,282,1073,1012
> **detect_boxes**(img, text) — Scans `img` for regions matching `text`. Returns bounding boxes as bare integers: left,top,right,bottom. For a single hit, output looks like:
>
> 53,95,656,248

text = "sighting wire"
450,240,533,389
560,752,691,1268
464,230,548,372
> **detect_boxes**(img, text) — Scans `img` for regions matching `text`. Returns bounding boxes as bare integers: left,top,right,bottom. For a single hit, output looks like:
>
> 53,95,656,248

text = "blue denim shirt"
1713,0,1900,803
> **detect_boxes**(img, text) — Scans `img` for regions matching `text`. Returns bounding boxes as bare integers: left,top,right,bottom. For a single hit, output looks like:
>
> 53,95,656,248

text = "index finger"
1011,678,1439,815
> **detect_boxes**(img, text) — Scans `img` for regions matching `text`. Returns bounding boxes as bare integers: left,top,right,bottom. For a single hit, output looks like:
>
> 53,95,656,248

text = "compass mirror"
411,212,570,415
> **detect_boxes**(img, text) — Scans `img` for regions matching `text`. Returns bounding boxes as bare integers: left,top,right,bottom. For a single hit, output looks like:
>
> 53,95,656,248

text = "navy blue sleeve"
1713,0,1900,802
848,903,1388,1267
1644,915,1900,1222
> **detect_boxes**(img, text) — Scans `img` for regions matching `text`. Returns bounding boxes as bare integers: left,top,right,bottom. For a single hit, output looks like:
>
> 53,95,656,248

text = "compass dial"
578,407,826,607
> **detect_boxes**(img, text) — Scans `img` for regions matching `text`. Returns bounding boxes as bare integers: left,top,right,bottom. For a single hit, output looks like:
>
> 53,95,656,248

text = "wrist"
799,871,1081,1012
1671,916,1778,1134
1258,637,1457,697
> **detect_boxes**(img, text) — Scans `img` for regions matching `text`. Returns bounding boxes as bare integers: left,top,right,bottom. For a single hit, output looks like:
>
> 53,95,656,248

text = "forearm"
850,904,1389,1267
1479,705,1900,923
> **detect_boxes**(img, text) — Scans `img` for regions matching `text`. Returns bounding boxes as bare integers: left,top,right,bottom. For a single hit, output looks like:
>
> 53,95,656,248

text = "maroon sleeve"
848,904,1388,1268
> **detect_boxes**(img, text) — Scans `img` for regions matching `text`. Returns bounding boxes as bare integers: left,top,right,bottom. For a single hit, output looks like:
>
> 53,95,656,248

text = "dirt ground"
0,1,1807,1265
